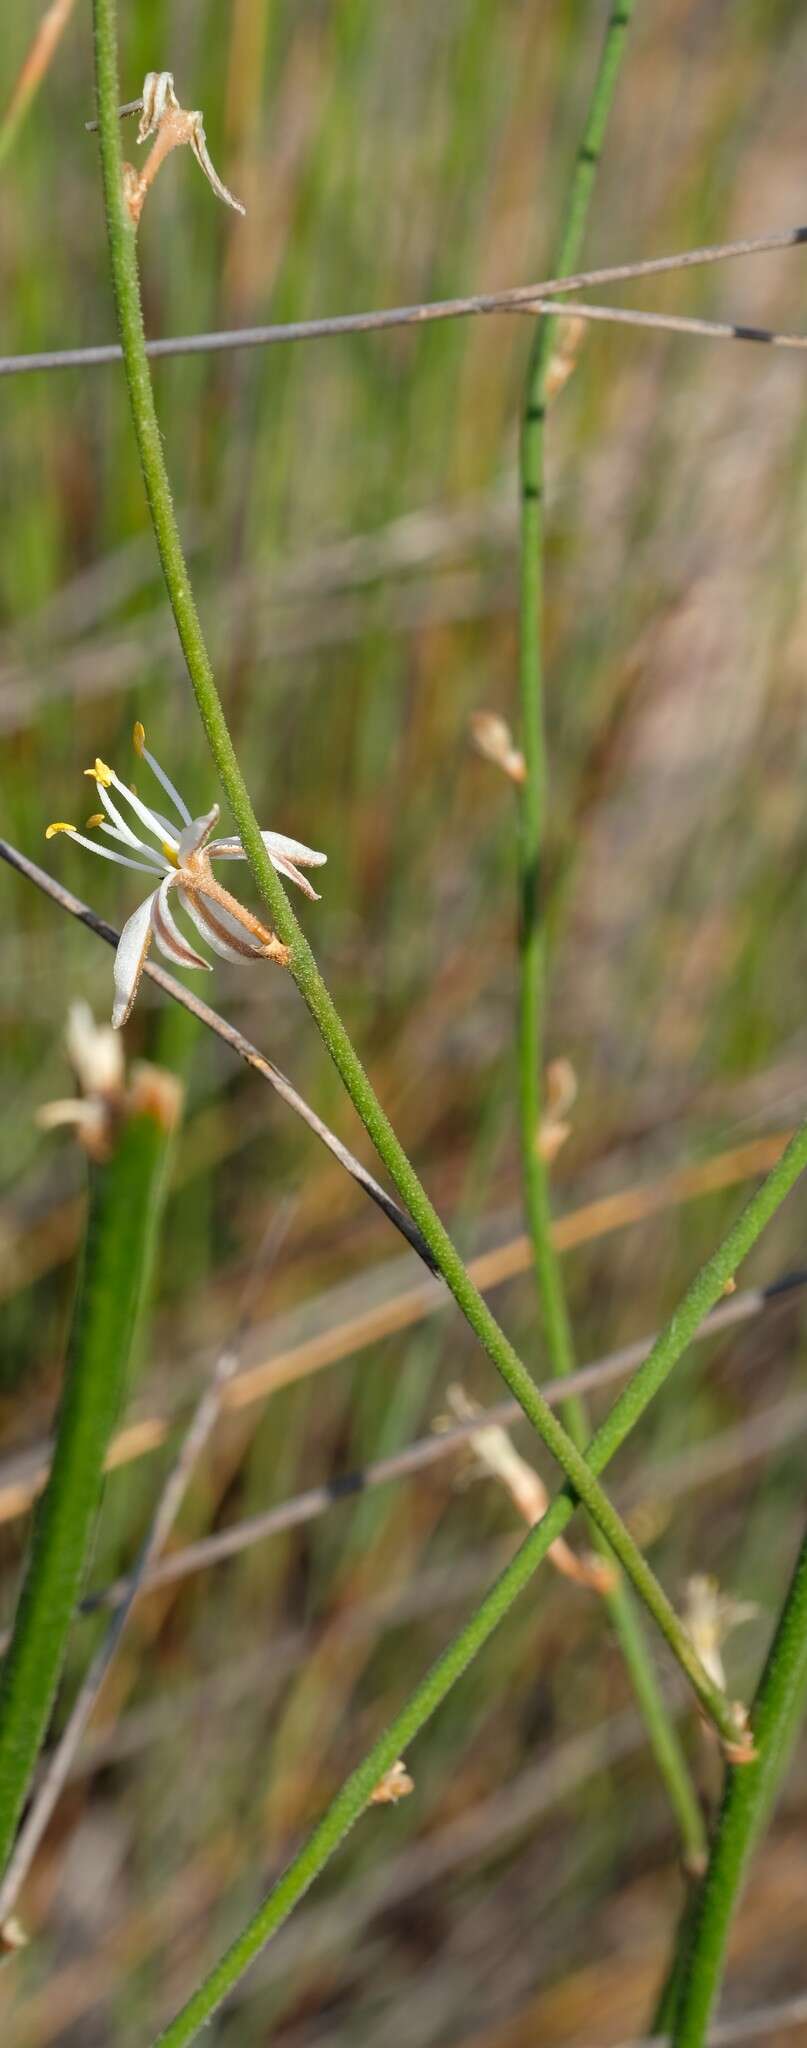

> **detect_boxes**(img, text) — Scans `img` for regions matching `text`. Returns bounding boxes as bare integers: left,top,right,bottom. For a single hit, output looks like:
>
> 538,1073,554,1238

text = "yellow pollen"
83,757,113,787
85,813,105,829
45,821,76,839
133,721,146,757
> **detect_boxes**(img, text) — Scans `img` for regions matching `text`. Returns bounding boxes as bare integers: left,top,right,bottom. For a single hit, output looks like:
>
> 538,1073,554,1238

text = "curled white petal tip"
178,806,220,861
207,830,327,898
189,115,246,216
137,71,178,143
112,893,156,1030
263,831,327,868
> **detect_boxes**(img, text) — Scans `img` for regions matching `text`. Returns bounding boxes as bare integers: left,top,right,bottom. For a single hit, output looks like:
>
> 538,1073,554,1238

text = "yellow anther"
133,721,146,757
45,822,76,840
83,757,113,787
85,814,105,829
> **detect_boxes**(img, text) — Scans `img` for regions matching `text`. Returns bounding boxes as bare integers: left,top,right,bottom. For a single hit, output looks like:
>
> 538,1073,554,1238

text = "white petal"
108,769,179,853
208,830,326,869
264,850,321,901
151,876,211,973
112,893,156,1030
208,830,326,897
179,887,266,962
178,807,220,861
36,1100,91,1131
189,115,246,215
261,831,327,870
138,72,178,142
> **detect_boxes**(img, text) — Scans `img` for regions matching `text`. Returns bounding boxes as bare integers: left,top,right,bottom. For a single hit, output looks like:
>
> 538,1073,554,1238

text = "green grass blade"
0,1089,178,1876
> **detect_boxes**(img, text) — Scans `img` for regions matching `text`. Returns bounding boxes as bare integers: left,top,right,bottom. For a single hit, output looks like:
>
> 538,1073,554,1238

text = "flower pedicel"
46,725,326,1029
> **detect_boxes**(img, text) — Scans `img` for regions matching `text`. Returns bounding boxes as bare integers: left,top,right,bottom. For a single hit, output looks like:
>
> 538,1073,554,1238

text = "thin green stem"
518,0,637,1325
517,0,638,1372
600,1574,706,1870
90,0,739,1745
0,1101,174,1876
650,1881,703,2039
515,0,704,1869
153,1120,807,2045
672,1527,807,2046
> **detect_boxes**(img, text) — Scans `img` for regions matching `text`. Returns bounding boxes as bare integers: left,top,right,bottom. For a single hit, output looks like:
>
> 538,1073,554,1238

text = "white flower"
117,71,245,225
138,70,245,215
37,1001,127,1157
682,1575,759,1692
38,1000,184,1156
64,1000,125,1098
46,724,326,1030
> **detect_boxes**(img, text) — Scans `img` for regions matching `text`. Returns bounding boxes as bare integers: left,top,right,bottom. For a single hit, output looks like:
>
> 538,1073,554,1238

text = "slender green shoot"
0,1088,177,1877
89,0,745,1746
672,1526,807,2045
514,0,704,1869
518,0,638,1365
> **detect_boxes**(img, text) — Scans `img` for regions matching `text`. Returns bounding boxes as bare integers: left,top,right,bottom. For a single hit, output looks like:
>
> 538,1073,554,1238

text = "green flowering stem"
518,0,638,1354
0,1087,177,1879
515,0,705,1871
518,13,637,1341
91,0,745,1750
670,1527,807,2045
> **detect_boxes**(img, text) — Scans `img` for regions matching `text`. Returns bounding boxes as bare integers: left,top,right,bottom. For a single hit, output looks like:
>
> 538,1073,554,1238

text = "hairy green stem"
153,1120,807,2044
90,0,738,1745
0,1101,174,1876
672,1527,807,2045
515,0,704,1867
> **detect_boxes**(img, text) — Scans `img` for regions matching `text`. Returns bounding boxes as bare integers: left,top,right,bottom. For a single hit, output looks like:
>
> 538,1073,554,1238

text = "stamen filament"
46,824,163,874
133,723,191,826
106,769,180,850
93,777,155,851
96,821,172,871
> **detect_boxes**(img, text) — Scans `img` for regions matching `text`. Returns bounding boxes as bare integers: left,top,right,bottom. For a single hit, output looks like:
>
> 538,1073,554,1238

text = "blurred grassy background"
2,0,807,2041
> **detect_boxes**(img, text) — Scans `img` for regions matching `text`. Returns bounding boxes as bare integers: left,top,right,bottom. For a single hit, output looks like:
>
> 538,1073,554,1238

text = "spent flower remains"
46,725,326,1028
